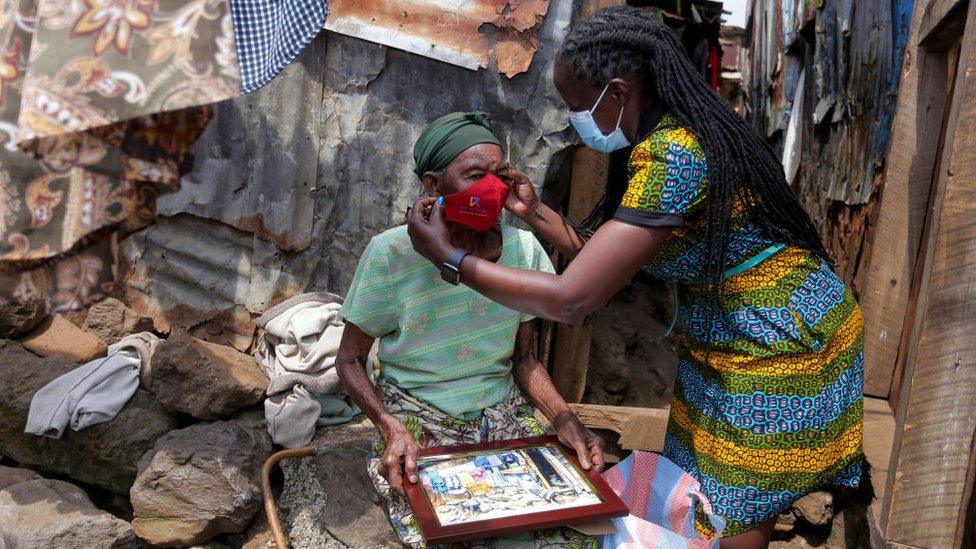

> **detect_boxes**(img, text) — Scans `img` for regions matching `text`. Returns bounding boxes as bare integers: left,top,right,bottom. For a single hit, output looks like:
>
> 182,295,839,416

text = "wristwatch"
440,248,470,285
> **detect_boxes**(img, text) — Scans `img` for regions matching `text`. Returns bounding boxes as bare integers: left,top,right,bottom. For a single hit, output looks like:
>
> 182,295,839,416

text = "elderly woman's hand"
378,417,421,496
408,197,454,265
553,411,606,472
499,163,539,220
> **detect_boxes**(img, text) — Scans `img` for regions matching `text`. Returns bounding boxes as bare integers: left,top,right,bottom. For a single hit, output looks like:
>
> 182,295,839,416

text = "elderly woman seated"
336,112,605,548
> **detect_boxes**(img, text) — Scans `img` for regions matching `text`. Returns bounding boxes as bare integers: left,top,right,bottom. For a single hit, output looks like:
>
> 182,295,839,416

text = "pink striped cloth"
600,451,725,548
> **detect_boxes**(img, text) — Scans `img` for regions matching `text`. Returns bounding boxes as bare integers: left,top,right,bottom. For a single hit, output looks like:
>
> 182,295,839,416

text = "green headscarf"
413,112,501,178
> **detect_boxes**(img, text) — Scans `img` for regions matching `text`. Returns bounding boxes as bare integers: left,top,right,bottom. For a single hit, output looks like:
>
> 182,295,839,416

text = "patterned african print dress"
614,114,865,536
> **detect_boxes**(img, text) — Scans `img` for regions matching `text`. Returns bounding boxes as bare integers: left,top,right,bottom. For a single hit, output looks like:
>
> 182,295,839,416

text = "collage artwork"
417,444,603,525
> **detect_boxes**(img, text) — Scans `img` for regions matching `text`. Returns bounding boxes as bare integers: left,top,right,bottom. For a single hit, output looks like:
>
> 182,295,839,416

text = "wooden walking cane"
262,446,318,549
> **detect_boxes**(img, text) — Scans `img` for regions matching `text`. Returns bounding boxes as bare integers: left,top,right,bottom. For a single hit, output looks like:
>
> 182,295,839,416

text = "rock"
0,478,140,548
774,510,796,535
0,339,179,494
227,514,275,549
83,298,156,345
792,490,834,527
0,465,41,490
130,419,272,546
278,417,399,548
21,315,107,363
148,329,267,419
0,295,46,338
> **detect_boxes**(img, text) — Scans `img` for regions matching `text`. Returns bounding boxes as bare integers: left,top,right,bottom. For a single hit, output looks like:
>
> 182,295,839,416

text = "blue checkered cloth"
230,0,328,93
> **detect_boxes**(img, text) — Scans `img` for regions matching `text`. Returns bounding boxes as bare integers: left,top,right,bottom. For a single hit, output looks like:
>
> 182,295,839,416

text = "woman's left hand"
407,197,454,265
553,411,605,472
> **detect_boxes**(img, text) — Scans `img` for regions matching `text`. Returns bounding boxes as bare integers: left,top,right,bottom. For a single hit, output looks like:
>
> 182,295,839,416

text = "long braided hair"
558,6,830,310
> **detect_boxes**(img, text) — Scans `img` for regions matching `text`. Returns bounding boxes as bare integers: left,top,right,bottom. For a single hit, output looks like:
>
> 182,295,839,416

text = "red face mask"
442,173,510,232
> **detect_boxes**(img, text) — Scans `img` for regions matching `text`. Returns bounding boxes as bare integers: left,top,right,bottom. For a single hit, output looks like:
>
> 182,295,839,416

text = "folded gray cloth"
26,332,160,438
265,385,320,448
115,332,162,389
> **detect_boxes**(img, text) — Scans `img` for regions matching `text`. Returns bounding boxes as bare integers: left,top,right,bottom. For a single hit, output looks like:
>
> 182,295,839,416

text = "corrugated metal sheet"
120,1,578,345
324,0,551,77
746,0,914,284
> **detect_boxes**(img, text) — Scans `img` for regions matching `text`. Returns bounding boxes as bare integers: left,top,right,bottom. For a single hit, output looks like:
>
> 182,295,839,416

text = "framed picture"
404,435,629,544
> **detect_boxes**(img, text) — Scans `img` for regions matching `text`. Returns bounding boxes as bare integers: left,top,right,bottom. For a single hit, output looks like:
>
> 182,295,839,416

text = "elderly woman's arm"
336,323,419,495
512,321,605,471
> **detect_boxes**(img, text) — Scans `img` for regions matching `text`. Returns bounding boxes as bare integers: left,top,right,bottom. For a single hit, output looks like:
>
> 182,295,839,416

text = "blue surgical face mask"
568,83,630,153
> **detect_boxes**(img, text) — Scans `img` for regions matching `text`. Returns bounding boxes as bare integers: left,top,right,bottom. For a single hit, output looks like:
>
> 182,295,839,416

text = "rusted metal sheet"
118,1,578,345
324,0,551,77
745,0,914,284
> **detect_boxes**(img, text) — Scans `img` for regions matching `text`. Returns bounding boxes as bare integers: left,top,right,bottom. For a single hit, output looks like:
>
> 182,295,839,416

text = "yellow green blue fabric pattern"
340,224,555,420
615,114,865,536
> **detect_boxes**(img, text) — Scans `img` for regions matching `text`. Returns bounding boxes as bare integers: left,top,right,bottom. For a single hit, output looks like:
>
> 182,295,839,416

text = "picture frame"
404,435,629,544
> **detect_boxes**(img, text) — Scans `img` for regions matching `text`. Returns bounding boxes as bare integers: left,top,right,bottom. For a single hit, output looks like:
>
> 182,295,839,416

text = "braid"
558,6,831,323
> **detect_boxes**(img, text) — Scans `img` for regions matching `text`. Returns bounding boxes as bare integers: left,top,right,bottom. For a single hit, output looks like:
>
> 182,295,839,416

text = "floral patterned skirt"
367,377,597,549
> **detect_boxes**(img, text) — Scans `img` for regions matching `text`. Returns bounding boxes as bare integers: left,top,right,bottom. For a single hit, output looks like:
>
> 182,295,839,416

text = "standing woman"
408,6,864,549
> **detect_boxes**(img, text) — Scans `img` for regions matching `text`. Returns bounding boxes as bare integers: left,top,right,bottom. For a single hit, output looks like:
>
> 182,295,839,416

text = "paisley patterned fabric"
615,114,865,536
0,0,237,270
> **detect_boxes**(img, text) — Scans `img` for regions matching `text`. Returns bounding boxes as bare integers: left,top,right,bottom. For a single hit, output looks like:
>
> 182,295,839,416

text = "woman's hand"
499,163,539,220
553,410,605,472
377,417,421,496
407,197,454,265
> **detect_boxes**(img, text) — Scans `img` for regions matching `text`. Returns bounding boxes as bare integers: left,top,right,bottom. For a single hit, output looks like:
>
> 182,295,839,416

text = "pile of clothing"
25,292,360,448
254,292,360,448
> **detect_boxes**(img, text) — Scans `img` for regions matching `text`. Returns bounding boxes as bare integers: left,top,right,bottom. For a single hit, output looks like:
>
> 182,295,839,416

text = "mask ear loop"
589,82,612,114
613,103,626,132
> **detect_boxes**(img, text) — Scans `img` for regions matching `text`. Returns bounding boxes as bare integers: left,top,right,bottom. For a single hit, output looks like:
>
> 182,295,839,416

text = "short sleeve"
518,232,556,323
339,237,398,338
615,125,708,228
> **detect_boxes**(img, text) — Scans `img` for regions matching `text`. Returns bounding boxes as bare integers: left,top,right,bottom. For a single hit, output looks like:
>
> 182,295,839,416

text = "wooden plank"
550,148,608,402
955,431,976,547
884,3,976,546
857,0,957,398
919,0,969,49
888,41,962,410
569,403,670,452
862,397,896,522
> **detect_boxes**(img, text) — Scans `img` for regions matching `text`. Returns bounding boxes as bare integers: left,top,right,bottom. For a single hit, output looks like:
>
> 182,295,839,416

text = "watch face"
441,264,461,285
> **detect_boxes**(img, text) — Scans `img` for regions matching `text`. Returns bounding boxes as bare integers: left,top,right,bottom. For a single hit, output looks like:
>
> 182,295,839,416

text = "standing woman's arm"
500,164,589,259
408,198,671,324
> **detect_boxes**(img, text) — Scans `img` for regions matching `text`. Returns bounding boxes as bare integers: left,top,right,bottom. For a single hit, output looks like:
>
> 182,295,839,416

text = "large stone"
0,465,41,490
131,419,272,546
0,296,46,339
147,329,267,419
792,490,834,527
0,478,139,548
21,315,107,363
83,298,156,345
0,339,179,494
226,514,274,549
278,417,399,548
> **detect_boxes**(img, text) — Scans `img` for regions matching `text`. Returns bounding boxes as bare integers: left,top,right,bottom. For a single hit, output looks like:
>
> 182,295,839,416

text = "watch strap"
440,248,470,285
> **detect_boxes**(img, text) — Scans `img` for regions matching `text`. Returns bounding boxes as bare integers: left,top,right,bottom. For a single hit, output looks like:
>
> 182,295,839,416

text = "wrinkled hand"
553,411,605,472
407,197,454,265
378,419,421,496
499,163,539,220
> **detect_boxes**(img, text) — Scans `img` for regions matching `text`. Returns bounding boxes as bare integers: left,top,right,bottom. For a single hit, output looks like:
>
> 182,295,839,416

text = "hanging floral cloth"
0,0,326,311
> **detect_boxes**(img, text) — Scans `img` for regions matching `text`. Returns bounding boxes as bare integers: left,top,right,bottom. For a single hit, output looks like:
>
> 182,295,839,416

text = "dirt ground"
583,279,679,409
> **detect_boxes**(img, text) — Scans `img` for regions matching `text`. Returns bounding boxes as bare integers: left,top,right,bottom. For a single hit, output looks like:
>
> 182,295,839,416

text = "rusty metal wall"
119,1,579,349
745,0,914,286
